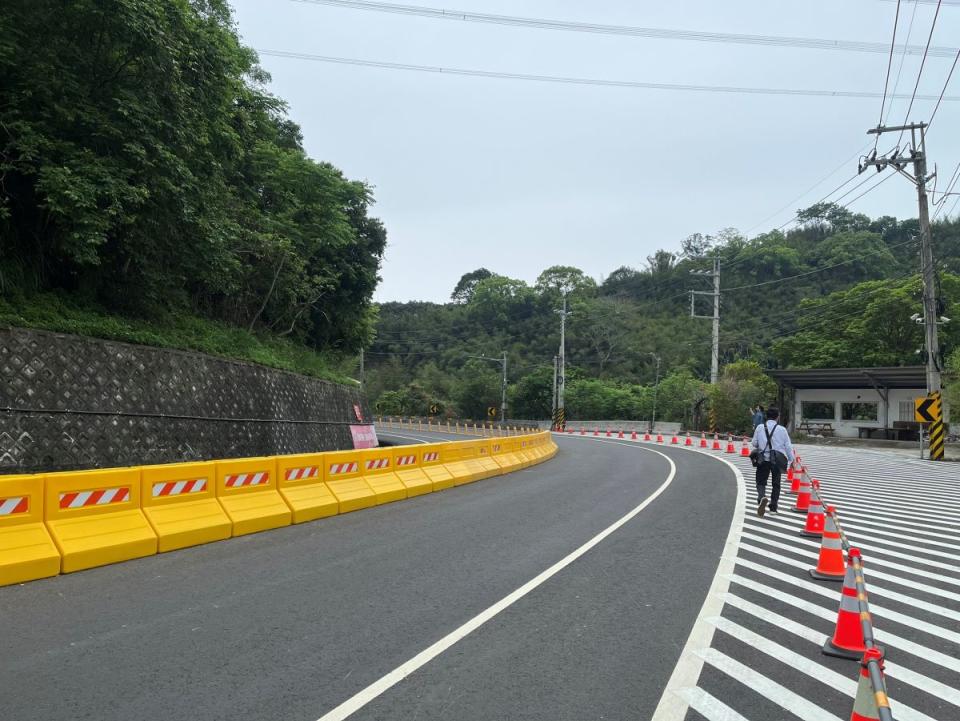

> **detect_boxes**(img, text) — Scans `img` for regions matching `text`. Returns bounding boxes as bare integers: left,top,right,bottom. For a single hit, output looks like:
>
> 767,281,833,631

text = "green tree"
451,268,494,303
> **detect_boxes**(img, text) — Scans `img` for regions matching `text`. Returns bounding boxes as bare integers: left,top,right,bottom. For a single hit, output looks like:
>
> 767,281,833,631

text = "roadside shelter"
766,366,941,440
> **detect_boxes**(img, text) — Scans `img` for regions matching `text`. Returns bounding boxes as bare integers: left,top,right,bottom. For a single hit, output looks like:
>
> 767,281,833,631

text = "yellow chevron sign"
915,392,945,461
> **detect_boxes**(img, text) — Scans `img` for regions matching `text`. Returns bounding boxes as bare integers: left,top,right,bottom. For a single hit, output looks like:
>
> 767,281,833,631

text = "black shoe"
768,506,778,514
757,497,768,517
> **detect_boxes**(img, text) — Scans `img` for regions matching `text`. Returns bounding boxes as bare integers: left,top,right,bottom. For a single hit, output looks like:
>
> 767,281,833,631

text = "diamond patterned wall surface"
0,328,366,473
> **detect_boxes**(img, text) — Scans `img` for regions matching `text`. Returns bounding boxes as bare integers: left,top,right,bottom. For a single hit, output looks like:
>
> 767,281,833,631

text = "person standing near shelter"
751,405,765,429
751,406,795,516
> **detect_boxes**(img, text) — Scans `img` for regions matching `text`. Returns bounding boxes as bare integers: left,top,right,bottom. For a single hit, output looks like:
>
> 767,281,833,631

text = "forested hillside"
0,0,384,380
367,205,960,428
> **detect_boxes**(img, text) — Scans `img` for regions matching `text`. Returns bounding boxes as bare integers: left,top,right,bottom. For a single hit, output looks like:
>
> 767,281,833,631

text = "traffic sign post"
487,407,498,418
915,392,945,461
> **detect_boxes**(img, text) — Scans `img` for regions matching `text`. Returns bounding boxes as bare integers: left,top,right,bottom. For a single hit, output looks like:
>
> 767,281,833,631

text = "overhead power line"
290,0,960,58
898,0,943,142
257,49,960,101
876,0,902,142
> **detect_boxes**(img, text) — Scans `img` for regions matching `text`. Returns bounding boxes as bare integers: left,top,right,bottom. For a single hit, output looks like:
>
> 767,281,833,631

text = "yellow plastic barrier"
141,462,232,552
214,458,290,536
358,449,409,503
323,451,378,512
0,474,60,586
442,443,482,485
275,453,340,524
415,443,456,491
383,447,433,497
490,439,523,471
44,468,157,573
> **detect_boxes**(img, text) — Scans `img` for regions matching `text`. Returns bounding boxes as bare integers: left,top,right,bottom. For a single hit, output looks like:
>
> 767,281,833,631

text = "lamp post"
648,352,661,433
466,353,507,423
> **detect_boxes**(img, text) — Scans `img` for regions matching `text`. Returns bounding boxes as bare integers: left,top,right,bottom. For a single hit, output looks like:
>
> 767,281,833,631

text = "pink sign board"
350,424,378,449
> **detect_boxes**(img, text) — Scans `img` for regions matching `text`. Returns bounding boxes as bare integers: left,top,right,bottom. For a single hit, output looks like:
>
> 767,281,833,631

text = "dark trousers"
755,463,781,510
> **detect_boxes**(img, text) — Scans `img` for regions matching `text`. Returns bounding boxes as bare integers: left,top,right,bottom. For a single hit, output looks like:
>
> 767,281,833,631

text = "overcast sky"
230,0,960,303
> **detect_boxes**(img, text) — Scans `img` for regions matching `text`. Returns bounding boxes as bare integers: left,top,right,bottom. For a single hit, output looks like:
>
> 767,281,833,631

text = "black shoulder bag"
762,422,789,472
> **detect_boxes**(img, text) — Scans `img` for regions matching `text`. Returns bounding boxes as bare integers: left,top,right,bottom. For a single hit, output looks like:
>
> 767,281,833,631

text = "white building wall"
792,387,930,438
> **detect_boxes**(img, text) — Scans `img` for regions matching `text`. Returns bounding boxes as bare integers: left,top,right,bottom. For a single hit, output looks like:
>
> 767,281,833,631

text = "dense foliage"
367,207,960,427
0,0,385,362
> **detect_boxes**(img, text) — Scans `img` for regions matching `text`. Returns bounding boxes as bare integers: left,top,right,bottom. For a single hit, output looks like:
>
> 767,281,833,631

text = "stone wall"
0,327,368,473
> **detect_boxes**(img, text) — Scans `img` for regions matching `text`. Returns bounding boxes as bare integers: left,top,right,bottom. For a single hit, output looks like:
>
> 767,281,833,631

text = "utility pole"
860,123,941,394
501,350,508,423
552,354,559,425
359,347,365,393
690,257,720,384
554,290,572,430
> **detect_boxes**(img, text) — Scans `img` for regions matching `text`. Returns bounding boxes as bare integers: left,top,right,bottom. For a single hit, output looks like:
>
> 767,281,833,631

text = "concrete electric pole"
501,350,508,423
552,354,559,423
690,257,720,384
648,352,661,433
554,290,572,430
860,122,945,459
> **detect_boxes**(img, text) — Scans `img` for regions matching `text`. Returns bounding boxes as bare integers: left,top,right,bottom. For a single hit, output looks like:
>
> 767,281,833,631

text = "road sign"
915,392,945,461
487,406,498,418
429,403,439,415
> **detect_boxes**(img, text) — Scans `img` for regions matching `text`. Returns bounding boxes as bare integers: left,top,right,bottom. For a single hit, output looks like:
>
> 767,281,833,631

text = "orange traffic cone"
618,429,624,439
656,434,664,443
790,468,802,494
740,438,751,456
725,435,735,453
810,506,845,581
605,428,611,437
823,549,874,660
712,433,721,450
593,428,599,437
849,648,891,721
699,432,708,448
631,430,638,440
671,435,679,445
685,432,693,446
792,475,811,513
643,431,651,441
801,496,826,537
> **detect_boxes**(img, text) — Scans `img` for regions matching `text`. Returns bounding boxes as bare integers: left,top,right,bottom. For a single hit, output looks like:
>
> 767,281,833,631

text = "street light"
466,352,508,423
648,352,662,433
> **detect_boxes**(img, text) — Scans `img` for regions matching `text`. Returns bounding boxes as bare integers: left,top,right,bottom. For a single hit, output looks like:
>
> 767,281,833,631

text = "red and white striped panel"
224,472,269,488
0,497,29,515
59,487,130,510
152,479,207,498
365,458,390,471
423,452,439,462
284,466,319,481
396,455,416,466
328,462,359,475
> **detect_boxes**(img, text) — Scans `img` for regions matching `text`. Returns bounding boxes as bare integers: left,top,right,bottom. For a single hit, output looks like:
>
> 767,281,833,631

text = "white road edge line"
649,444,746,721
314,441,677,721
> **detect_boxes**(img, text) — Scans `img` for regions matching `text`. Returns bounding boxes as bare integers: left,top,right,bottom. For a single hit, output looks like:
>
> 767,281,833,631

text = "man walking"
751,406,795,517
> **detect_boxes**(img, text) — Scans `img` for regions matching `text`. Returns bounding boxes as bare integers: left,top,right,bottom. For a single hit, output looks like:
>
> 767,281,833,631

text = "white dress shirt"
751,420,796,464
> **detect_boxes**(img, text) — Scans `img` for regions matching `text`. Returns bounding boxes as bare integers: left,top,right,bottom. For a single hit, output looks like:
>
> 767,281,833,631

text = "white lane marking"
738,538,960,604
695,648,842,721
732,556,960,644
724,573,960,674
376,432,433,444
650,448,744,721
721,593,960,709
676,686,751,721
315,445,677,721
708,617,940,721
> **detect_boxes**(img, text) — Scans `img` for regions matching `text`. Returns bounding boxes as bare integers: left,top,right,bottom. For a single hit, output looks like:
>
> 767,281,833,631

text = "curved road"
0,434,736,721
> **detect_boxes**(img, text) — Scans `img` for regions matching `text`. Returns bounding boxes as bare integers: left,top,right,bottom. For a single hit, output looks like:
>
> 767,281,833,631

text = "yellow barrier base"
447,460,483,486
326,478,378,513
279,483,340,524
423,465,455,491
143,499,232,553
218,492,291,537
394,468,434,497
474,458,500,479
0,524,61,586
47,510,157,573
365,473,407,505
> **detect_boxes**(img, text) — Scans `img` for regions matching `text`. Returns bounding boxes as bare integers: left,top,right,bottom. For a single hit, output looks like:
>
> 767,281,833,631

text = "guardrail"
0,431,557,588
377,417,539,436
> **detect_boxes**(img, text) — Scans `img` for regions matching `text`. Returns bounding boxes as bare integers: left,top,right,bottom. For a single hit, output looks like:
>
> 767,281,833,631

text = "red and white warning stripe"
284,466,319,481
329,462,359,475
59,487,130,509
365,458,390,470
423,452,439,462
0,496,28,515
152,479,207,497
224,472,269,488
396,455,416,466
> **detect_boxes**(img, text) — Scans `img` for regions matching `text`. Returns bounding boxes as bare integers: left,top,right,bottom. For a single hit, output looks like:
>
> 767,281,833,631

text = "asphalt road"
0,434,736,721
